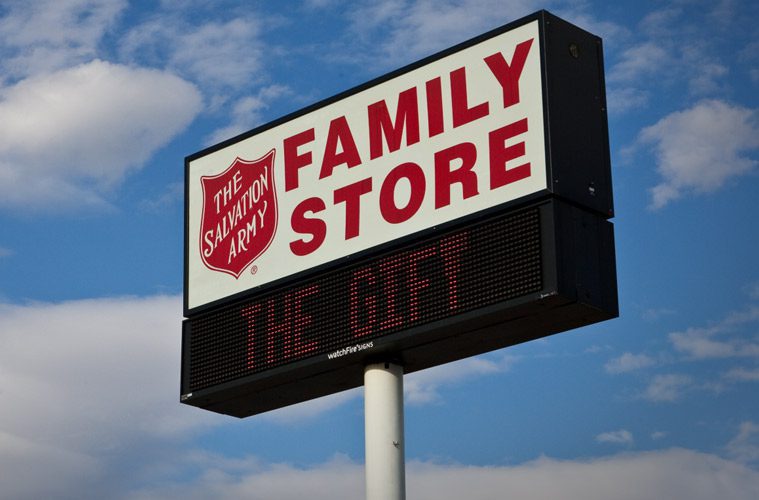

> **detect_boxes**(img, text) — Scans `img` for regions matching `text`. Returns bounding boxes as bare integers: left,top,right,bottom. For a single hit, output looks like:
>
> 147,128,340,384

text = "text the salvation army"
202,168,272,264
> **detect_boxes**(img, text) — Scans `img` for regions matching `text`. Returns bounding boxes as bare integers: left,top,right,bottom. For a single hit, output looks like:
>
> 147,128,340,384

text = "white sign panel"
187,20,546,311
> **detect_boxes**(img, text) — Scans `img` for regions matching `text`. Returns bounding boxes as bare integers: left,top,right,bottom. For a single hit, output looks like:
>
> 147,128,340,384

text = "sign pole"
364,362,406,500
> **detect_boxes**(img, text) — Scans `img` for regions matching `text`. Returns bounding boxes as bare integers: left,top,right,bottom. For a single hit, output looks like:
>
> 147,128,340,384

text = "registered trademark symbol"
250,265,258,275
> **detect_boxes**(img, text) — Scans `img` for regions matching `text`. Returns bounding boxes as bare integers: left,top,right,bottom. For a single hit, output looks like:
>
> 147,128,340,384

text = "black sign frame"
181,10,617,417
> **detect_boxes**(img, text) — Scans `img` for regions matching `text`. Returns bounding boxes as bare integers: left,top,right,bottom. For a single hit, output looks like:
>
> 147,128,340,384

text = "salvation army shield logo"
199,150,277,278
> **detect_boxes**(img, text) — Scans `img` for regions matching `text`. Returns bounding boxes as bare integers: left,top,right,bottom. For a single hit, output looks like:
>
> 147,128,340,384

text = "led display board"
182,11,617,417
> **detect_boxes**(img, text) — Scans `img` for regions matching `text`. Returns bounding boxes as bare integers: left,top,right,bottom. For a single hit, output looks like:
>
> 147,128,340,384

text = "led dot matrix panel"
182,200,617,417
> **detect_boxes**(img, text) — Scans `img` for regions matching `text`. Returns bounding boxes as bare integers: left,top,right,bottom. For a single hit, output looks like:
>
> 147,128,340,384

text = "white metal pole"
364,362,406,500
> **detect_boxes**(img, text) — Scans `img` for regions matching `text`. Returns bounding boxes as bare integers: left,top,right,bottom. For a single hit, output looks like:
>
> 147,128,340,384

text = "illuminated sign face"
186,19,548,312
182,11,617,417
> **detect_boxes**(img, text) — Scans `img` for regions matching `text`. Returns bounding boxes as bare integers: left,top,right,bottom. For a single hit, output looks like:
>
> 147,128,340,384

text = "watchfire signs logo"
199,150,277,278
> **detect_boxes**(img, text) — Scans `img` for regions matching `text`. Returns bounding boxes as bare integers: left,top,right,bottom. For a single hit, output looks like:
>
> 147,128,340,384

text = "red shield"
199,150,277,278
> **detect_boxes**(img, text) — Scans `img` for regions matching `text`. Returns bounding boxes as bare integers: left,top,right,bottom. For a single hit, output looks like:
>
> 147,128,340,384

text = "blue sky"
0,0,757,498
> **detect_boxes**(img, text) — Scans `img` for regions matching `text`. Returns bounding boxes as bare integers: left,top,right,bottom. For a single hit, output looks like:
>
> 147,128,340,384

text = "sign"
182,11,617,417
199,150,277,278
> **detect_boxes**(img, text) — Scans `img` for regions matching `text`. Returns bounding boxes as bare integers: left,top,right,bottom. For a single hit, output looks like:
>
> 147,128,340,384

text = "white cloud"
726,421,759,466
596,429,634,445
0,296,218,498
668,306,759,360
643,374,692,402
604,6,748,116
651,431,667,440
638,7,682,38
584,344,612,354
344,0,546,67
115,8,282,151
0,296,756,498
126,449,759,500
0,246,13,258
303,0,340,8
0,0,127,83
119,15,265,94
641,307,676,322
0,60,202,211
206,84,292,145
405,354,517,405
0,430,104,499
139,182,184,213
670,329,759,359
637,100,759,209
724,367,759,382
687,60,729,95
555,11,629,45
166,18,264,92
608,42,672,84
606,86,649,115
0,2,207,213
709,0,738,27
726,306,759,325
605,352,655,374
258,389,362,425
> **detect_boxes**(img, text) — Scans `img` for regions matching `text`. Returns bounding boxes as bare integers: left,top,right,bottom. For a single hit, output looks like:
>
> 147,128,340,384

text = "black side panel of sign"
553,200,618,316
543,12,613,218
